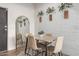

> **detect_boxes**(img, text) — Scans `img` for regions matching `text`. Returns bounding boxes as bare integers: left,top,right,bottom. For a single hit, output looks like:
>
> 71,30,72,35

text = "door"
0,7,7,51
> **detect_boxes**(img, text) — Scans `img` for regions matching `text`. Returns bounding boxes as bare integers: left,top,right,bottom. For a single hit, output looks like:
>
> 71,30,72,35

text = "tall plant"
46,7,55,21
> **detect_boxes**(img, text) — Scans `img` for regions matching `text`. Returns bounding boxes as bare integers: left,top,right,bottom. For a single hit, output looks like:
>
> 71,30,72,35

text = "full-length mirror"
16,16,30,48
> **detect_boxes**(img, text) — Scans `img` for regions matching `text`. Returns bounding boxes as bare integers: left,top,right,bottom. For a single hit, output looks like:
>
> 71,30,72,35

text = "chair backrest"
53,36,64,53
44,33,53,42
27,33,38,50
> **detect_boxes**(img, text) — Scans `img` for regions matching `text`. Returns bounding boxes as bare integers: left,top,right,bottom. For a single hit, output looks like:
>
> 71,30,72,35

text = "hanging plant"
19,21,22,27
46,7,55,21
17,16,29,27
37,11,44,23
59,3,73,19
23,19,26,26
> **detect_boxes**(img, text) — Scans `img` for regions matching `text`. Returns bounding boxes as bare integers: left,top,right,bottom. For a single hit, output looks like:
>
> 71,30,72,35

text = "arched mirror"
16,16,30,48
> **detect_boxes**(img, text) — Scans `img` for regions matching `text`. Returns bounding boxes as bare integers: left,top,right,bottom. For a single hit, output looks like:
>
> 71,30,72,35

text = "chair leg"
58,51,63,56
58,52,60,56
25,48,28,55
42,51,46,56
25,38,28,54
52,53,59,56
60,51,63,56
34,50,39,56
34,50,45,56
52,53,55,56
25,48,26,54
56,53,59,56
37,50,39,55
27,48,31,56
49,51,52,56
28,48,30,54
42,51,43,56
32,49,35,56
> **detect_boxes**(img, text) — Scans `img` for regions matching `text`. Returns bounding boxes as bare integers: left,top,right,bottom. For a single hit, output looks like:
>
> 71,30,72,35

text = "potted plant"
37,11,44,23
46,7,55,21
59,3,73,19
38,30,44,37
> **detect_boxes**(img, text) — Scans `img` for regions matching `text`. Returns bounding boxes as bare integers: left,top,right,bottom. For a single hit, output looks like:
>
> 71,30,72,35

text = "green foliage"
38,11,44,16
46,7,55,14
38,30,44,35
17,16,28,27
59,3,73,11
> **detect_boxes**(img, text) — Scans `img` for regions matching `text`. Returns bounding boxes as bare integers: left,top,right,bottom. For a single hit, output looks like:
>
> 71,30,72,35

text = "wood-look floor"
0,46,65,56
0,42,56,56
0,43,55,56
0,47,24,56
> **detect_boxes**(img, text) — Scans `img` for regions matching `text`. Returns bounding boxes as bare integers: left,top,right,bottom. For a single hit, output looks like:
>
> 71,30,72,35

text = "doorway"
0,7,8,51
16,16,30,48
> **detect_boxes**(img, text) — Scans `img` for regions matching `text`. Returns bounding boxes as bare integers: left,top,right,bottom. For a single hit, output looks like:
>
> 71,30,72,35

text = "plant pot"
49,14,52,21
39,16,42,23
64,10,69,19
40,34,44,38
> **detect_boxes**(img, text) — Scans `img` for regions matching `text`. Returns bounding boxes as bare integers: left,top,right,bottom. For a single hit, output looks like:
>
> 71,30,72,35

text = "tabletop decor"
38,30,44,35
38,30,44,37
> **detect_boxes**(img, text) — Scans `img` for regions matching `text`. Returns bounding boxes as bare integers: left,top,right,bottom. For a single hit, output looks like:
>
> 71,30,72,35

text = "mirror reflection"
16,16,30,48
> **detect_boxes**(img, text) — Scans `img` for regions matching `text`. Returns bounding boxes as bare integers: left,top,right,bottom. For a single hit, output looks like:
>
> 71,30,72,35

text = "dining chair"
26,33,44,56
48,36,64,56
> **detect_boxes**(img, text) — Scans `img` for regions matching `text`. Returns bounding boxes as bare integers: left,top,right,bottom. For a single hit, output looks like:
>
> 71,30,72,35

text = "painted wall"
35,3,79,56
0,3,35,50
0,3,79,55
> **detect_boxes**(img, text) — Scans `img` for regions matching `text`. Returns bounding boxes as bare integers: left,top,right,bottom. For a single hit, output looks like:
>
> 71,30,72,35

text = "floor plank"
0,47,24,56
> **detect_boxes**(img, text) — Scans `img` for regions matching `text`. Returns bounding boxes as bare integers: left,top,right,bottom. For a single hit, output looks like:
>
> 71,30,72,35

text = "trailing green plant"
46,7,55,14
23,19,26,26
37,11,44,16
38,30,44,35
18,20,22,27
17,16,28,27
59,3,73,11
